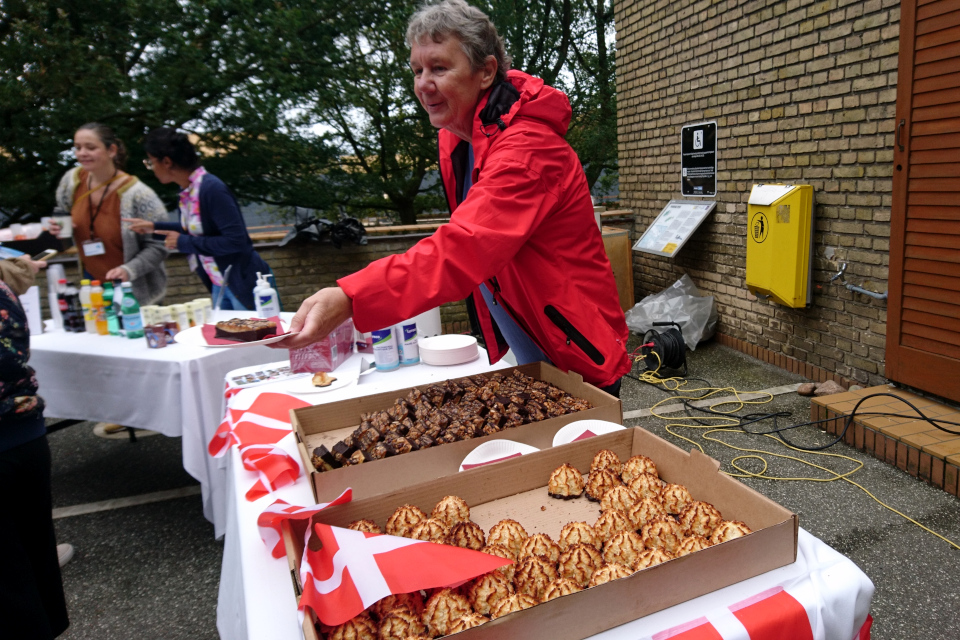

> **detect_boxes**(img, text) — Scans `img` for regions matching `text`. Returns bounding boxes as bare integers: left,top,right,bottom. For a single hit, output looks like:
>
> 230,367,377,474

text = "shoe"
102,423,127,434
57,543,74,568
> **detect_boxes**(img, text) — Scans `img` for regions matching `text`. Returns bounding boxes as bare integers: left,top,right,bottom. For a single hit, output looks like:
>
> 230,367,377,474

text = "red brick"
886,437,898,465
897,444,910,473
844,420,857,445
907,446,920,476
919,452,932,482
864,427,876,453
875,432,887,460
855,423,865,449
932,457,945,489
946,464,959,496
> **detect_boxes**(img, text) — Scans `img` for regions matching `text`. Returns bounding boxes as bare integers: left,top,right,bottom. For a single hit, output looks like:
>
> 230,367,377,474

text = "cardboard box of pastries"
291,362,622,505
283,427,797,640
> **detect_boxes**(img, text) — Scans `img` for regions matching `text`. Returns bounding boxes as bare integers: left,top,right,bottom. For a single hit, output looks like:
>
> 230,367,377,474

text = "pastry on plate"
311,371,336,387
214,317,277,342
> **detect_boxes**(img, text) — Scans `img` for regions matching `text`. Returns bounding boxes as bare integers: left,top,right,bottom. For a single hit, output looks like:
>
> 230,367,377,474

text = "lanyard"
84,170,123,237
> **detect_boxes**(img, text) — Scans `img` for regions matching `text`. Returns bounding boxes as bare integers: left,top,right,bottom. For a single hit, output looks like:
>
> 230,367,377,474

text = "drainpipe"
829,263,888,301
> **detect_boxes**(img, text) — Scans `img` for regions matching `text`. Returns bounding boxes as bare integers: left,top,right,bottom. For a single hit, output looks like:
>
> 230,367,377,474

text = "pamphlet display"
632,200,717,258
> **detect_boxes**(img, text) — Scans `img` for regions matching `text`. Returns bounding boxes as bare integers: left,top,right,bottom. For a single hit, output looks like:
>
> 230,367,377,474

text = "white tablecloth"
216,355,874,640
29,313,293,537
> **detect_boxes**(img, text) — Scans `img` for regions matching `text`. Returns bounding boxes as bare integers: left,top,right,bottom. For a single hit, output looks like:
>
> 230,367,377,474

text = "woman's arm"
175,178,251,257
119,186,170,281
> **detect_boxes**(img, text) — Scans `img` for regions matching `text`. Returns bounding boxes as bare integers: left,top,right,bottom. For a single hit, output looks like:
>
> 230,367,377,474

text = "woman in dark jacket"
126,127,274,310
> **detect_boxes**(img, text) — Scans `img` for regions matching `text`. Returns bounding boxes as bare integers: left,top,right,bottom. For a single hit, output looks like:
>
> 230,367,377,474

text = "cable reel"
640,321,688,376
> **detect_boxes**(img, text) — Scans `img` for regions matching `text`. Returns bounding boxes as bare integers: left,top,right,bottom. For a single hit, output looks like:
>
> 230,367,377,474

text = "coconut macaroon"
480,543,516,583
377,608,426,640
325,614,377,640
594,508,632,545
347,519,382,534
547,463,585,499
431,495,470,527
590,449,623,475
627,497,668,530
557,542,603,588
710,520,753,545
370,591,424,620
421,589,472,637
600,485,640,514
410,517,449,543
675,535,711,557
490,593,538,619
487,519,528,559
678,501,723,537
514,555,559,601
519,532,561,564
447,521,486,551
634,547,674,570
660,483,694,515
620,454,658,483
585,468,623,501
627,472,663,502
541,577,582,602
385,504,427,538
587,562,633,587
640,516,684,555
449,612,488,633
602,531,645,570
558,521,600,551
468,571,514,616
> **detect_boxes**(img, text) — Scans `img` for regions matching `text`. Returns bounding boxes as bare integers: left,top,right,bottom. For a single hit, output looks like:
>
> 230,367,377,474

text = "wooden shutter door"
886,0,960,402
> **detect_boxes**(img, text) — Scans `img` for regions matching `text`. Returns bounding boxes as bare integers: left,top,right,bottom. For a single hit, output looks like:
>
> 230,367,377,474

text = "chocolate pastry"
347,519,381,534
678,501,723,537
431,495,470,528
480,543,516,583
635,547,674,570
548,463,585,499
356,426,381,451
557,543,603,588
310,445,339,472
519,532,561,564
675,535,711,557
709,520,753,545
661,483,694,515
600,485,640,514
602,531,645,570
366,442,390,460
448,613,488,633
490,593,538,620
585,469,623,502
331,441,356,464
487,519,527,560
587,562,632,587
590,449,622,475
558,521,600,551
325,613,377,640
371,591,424,620
448,521,486,551
214,317,277,342
627,472,663,502
422,589,472,637
594,509,632,546
514,555,558,601
410,517,449,543
377,608,426,640
385,504,426,538
344,449,369,466
389,437,415,455
467,571,514,616
621,454,659,483
541,577,582,602
641,516,684,555
436,431,458,444
627,497,667,530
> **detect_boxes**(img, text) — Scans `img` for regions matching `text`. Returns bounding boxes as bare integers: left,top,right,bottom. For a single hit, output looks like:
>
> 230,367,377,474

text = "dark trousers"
600,377,622,398
0,435,69,638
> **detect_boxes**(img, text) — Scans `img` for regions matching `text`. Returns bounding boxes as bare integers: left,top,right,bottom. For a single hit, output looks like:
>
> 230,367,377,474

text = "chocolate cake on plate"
214,318,277,342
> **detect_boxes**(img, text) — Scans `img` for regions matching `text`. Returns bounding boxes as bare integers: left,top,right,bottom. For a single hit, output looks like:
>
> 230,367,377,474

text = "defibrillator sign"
681,121,717,197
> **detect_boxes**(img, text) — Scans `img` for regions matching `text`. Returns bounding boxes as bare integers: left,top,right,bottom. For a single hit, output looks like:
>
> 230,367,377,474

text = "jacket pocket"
543,305,605,365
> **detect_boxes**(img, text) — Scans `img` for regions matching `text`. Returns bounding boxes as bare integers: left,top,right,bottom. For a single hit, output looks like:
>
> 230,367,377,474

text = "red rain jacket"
339,70,630,388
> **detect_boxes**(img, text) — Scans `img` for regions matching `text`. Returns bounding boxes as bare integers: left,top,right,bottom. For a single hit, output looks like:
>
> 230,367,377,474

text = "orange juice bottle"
90,280,109,335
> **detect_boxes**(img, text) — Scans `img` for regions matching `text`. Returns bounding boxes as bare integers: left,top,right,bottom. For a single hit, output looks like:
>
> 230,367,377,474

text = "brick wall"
615,0,899,386
38,235,473,334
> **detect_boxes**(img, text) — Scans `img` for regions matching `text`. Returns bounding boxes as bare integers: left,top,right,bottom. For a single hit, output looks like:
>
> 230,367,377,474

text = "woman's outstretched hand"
272,287,353,350
122,218,155,234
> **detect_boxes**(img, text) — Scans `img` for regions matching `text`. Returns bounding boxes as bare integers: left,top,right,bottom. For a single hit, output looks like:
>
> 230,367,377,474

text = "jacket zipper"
543,305,606,365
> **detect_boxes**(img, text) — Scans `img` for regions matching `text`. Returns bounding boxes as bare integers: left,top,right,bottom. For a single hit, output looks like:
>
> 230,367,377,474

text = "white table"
29,312,293,537
216,354,874,640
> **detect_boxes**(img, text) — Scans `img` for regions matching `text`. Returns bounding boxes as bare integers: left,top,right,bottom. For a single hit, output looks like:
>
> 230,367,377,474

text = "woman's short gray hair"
407,0,512,84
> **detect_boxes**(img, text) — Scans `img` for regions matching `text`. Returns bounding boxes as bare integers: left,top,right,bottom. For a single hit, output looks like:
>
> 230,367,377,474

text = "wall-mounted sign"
632,200,717,257
681,121,717,197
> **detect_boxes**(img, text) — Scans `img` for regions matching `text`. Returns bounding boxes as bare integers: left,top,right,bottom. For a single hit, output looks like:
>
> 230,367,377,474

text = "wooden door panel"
916,9,960,34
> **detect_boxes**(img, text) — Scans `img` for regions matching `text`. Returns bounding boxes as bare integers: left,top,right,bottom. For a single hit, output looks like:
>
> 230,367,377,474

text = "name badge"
83,239,106,256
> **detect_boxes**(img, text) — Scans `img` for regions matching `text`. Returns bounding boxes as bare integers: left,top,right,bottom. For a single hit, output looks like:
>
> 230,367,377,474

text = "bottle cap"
91,280,101,286
81,279,91,285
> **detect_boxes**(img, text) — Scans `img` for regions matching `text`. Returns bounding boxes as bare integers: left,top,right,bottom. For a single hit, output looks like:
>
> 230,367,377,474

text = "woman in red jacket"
281,0,630,393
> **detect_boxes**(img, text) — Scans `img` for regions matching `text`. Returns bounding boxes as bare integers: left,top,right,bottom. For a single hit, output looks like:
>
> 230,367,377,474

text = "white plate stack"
418,334,479,366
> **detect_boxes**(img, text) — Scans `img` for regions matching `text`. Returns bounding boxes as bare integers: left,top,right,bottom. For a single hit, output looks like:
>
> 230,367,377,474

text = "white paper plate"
419,334,479,366
284,373,358,395
459,439,539,472
552,420,626,447
174,321,298,348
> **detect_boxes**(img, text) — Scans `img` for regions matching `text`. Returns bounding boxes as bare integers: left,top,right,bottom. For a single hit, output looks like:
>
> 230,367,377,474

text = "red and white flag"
209,391,308,458
241,443,302,501
256,491,353,558
300,523,512,627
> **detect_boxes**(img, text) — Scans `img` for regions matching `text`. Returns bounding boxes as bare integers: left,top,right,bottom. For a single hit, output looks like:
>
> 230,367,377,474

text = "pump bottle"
253,272,280,317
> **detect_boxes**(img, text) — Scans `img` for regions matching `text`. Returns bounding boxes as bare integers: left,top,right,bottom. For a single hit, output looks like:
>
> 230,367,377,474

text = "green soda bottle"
120,282,144,339
103,282,121,336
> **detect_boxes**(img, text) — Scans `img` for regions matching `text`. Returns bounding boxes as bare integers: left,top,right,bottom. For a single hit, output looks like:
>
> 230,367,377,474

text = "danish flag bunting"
256,491,354,558
241,443,302,501
300,523,513,627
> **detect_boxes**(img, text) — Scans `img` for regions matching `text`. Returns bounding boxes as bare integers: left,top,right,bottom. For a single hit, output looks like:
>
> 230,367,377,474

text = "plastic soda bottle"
79,279,97,333
56,279,70,331
90,280,108,335
120,282,144,339
112,280,125,336
103,282,120,336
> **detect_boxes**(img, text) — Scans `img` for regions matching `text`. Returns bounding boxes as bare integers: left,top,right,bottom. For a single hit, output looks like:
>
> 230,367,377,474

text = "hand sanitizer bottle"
253,272,281,317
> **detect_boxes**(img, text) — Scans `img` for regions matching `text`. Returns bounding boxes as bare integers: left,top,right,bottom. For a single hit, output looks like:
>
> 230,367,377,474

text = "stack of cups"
371,318,420,372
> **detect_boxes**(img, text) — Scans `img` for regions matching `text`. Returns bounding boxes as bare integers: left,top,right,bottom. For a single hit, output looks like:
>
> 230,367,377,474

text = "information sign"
632,200,717,257
681,121,717,197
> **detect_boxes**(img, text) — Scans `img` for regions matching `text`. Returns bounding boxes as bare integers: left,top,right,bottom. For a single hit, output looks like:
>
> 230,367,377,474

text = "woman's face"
146,154,176,185
410,36,497,142
73,129,115,173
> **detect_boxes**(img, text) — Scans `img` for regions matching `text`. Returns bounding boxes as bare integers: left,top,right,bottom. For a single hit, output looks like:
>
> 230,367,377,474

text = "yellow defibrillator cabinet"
745,184,814,308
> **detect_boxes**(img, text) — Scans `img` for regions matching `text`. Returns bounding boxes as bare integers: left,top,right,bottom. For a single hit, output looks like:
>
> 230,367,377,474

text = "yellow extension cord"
632,352,960,551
